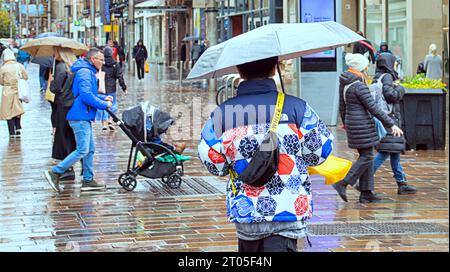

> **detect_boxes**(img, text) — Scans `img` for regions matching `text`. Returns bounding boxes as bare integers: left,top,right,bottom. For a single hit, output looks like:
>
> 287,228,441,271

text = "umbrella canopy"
35,32,63,39
20,36,89,57
31,56,54,67
182,36,201,42
187,21,364,80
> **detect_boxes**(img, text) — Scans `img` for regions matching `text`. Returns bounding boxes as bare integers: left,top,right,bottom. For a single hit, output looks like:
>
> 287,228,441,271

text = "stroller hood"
122,102,175,142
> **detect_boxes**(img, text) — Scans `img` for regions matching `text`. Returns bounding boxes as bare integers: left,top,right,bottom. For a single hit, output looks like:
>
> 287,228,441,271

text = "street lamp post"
65,0,70,38
48,0,51,32
90,0,96,46
26,0,29,41
128,0,135,75
9,0,13,39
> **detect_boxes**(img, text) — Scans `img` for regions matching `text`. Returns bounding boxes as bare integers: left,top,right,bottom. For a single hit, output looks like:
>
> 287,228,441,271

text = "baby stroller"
106,102,188,191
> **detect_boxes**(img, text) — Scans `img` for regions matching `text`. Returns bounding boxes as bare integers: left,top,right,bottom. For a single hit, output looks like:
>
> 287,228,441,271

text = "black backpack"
59,73,77,108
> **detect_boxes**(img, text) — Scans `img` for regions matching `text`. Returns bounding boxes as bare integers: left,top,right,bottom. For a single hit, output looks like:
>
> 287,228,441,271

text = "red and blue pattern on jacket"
198,79,334,224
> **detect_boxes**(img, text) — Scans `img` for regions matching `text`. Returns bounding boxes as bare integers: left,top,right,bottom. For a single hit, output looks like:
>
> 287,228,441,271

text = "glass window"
388,0,407,78
365,0,384,51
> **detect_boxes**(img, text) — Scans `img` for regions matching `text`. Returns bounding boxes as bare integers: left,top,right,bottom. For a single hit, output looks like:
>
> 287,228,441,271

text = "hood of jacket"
375,52,398,80
379,41,389,52
340,71,362,86
71,57,97,74
104,47,115,66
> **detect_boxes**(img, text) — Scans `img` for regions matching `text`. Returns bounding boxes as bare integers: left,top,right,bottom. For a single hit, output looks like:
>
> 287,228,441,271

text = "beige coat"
0,61,28,120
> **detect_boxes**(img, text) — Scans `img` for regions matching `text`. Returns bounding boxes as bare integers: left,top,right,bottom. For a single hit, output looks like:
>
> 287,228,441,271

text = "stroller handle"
106,108,120,123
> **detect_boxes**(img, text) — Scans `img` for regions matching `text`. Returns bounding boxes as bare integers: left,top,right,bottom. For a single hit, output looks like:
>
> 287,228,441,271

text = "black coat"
50,61,69,106
133,45,148,63
339,71,395,150
374,53,406,153
103,48,127,94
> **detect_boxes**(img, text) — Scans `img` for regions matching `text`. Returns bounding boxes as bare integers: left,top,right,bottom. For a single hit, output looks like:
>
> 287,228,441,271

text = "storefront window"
365,0,384,52
388,0,408,77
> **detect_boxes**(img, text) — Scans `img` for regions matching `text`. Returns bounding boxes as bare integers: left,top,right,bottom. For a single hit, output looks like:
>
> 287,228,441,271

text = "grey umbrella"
187,21,364,81
31,56,54,68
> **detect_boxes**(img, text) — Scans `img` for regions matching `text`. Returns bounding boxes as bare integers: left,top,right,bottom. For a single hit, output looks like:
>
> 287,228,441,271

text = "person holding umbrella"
192,21,364,252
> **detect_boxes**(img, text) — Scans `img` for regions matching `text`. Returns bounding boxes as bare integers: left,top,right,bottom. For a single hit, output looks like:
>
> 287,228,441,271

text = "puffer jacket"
339,71,395,149
66,58,109,121
373,53,406,153
103,47,127,94
198,79,334,226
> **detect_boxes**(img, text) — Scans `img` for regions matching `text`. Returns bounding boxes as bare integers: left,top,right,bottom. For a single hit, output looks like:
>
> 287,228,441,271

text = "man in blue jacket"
45,48,112,193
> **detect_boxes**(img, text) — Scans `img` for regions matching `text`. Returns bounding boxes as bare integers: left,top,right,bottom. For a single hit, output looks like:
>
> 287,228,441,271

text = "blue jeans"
53,121,95,181
373,152,406,182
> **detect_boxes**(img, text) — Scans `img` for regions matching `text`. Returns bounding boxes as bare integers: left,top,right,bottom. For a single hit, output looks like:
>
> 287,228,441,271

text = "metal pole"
206,1,218,92
9,0,13,39
19,1,22,39
65,0,70,38
90,0,95,46
47,0,51,32
36,0,40,35
128,0,135,75
26,0,29,41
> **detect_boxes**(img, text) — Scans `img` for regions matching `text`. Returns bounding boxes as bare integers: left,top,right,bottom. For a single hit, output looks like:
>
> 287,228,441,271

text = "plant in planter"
398,74,447,150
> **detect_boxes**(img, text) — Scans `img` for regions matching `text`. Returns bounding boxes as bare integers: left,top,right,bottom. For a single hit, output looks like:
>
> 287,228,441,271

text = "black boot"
332,180,348,202
359,191,382,203
397,182,417,195
59,167,76,181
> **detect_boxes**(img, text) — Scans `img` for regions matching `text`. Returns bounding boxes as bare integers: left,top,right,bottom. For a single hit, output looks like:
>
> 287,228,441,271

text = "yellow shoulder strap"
269,92,285,133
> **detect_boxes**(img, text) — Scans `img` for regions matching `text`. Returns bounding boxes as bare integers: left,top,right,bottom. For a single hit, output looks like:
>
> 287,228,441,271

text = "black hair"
237,56,278,80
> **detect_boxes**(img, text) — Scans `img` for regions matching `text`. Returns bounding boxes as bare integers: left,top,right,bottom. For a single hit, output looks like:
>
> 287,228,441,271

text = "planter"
400,88,447,150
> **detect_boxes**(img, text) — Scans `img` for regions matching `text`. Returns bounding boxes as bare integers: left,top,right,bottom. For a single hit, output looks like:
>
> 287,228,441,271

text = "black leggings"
136,61,145,80
7,116,21,135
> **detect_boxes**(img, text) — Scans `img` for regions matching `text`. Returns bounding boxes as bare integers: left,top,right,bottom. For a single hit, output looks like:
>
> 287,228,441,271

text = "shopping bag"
144,62,150,73
16,65,30,103
308,155,352,185
45,76,55,102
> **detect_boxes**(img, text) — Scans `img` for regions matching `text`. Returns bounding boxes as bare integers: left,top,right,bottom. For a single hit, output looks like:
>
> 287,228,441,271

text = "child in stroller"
107,102,190,191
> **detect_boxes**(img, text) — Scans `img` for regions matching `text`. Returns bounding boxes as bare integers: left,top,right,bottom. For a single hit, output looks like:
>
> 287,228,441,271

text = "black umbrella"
31,56,54,68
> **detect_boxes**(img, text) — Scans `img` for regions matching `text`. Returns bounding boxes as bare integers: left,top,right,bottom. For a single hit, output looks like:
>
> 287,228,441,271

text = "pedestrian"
114,41,126,68
180,42,187,69
378,41,393,55
190,41,202,68
16,49,31,69
198,56,334,252
44,48,113,193
96,47,127,131
49,47,78,180
199,40,208,58
132,40,148,80
372,53,417,195
333,53,403,203
423,43,443,80
39,64,50,93
353,31,376,64
0,49,28,137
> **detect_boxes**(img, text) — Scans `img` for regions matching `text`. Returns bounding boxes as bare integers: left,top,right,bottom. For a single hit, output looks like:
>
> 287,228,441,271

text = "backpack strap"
343,81,359,104
269,92,285,133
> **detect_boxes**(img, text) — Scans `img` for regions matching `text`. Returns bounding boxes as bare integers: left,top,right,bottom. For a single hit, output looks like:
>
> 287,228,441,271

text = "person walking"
333,53,404,203
352,31,376,64
49,47,78,180
198,57,334,252
96,47,127,130
180,42,187,70
0,49,28,137
44,48,113,193
378,42,393,55
114,41,125,68
423,43,443,80
190,41,202,68
132,40,148,80
372,53,417,195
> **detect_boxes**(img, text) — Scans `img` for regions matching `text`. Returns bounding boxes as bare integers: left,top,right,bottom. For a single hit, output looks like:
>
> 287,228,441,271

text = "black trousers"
50,101,57,129
136,60,145,80
238,235,297,252
7,116,21,135
343,147,375,191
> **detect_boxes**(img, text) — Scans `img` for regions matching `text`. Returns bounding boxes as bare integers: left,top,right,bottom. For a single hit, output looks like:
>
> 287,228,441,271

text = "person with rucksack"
44,48,113,193
48,47,78,181
333,53,403,203
198,57,334,252
372,53,417,195
353,31,377,64
95,47,127,130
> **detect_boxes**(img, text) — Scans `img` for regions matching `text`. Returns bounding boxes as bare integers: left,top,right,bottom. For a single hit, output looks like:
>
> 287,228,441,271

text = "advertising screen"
300,0,336,58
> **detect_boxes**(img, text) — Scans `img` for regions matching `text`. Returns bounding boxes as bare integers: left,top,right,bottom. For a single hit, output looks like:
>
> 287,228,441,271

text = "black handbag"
237,92,285,187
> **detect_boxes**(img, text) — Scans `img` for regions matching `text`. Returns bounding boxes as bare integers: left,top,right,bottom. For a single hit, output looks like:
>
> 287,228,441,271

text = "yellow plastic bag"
144,62,150,73
308,155,352,185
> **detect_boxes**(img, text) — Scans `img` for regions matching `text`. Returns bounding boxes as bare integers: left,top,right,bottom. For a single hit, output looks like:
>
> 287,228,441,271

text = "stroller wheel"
161,176,169,184
167,174,182,189
122,176,137,191
118,173,127,186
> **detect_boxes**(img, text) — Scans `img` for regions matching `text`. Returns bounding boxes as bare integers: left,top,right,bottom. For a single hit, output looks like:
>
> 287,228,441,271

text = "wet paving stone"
0,64,448,252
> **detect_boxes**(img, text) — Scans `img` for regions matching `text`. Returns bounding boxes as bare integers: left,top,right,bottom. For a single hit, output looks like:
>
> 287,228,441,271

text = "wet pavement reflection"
0,64,448,252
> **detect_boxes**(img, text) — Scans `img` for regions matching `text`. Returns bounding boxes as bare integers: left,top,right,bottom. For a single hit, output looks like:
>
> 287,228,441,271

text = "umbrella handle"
277,63,285,94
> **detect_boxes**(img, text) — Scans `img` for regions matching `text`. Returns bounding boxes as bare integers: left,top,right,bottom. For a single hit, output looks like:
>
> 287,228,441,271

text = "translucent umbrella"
20,36,89,57
187,21,364,80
